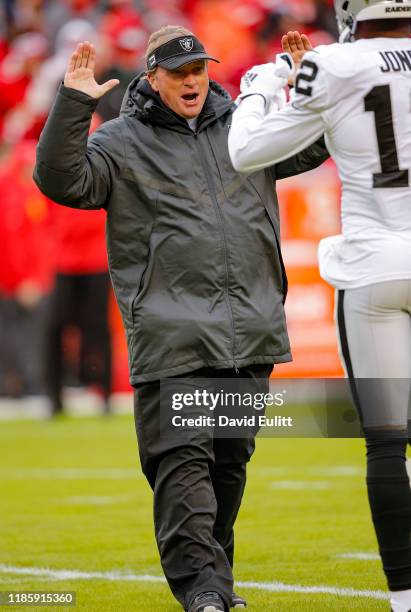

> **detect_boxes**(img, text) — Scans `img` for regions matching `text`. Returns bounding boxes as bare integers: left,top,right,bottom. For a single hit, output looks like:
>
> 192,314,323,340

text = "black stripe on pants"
336,289,364,425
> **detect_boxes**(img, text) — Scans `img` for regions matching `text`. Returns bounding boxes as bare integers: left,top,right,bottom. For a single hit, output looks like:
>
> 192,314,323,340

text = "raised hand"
281,30,312,68
64,41,119,99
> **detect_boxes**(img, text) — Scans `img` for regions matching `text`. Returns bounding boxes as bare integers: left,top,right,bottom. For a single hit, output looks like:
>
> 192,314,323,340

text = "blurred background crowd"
0,0,342,414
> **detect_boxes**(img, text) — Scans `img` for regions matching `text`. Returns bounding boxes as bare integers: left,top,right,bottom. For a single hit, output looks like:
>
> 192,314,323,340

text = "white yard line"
336,553,380,561
308,466,362,477
250,465,362,477
0,565,388,600
0,466,364,482
61,495,133,505
270,480,330,490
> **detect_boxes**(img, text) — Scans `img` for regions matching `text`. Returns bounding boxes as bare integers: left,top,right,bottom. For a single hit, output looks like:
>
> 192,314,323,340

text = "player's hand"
282,31,312,66
64,41,119,99
238,62,289,106
281,31,312,85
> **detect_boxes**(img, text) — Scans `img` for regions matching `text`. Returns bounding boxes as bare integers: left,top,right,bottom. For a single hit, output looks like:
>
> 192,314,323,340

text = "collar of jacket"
120,72,234,134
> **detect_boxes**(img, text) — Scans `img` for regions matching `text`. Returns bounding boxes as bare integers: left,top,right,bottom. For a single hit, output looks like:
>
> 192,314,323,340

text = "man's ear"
147,71,159,92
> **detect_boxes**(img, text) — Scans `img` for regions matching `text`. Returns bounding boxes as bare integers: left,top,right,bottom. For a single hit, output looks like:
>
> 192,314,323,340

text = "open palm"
64,41,119,99
281,30,312,67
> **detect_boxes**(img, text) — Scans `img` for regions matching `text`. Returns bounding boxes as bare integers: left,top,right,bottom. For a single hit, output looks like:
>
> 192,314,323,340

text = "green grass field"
0,414,389,611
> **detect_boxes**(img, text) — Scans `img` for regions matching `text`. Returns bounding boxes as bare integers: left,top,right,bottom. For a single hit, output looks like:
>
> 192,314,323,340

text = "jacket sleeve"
33,84,124,210
273,136,329,180
228,51,330,179
228,94,329,176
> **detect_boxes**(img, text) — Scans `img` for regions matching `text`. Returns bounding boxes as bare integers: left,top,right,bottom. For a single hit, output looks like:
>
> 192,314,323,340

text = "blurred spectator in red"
142,0,190,32
0,140,53,397
98,2,147,120
46,205,112,415
44,0,100,52
45,114,112,415
256,0,336,65
0,37,7,63
1,1,10,39
2,20,97,143
100,0,144,33
0,32,47,139
4,0,45,38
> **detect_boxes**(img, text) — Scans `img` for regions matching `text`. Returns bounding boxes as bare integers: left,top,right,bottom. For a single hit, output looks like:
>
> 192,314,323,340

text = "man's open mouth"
182,93,199,102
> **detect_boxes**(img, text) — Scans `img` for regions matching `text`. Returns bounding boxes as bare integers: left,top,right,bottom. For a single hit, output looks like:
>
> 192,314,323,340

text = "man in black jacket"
34,25,328,612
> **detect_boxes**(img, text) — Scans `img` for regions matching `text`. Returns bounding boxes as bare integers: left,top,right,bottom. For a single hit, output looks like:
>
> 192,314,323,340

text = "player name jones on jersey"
379,49,411,73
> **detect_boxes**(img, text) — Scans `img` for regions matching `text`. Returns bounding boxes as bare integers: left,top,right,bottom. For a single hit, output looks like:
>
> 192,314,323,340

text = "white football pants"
336,280,411,431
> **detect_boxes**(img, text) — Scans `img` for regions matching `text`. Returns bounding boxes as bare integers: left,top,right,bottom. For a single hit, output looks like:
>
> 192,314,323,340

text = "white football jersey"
229,38,411,289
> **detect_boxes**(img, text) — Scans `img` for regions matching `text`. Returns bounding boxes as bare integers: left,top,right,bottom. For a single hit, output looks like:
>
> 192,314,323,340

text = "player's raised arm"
34,41,123,210
228,44,327,174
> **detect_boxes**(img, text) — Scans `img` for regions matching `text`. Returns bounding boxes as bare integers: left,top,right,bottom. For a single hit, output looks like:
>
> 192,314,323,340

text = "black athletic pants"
0,295,49,396
45,272,112,413
133,364,273,611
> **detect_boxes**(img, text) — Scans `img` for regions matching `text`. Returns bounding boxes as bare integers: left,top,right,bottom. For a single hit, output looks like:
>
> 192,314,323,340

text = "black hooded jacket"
34,74,329,383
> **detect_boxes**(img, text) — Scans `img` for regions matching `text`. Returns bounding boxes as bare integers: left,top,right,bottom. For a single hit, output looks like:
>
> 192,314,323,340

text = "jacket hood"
119,71,234,131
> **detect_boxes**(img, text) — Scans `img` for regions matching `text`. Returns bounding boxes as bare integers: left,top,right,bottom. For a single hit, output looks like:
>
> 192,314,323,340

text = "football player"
228,2,411,610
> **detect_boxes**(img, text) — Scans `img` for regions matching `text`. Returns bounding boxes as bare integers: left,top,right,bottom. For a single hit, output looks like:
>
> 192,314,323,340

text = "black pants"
0,295,49,396
45,273,112,412
133,364,273,611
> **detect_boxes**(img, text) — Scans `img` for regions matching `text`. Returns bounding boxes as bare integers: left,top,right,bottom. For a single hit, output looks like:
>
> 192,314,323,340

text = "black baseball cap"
146,35,220,71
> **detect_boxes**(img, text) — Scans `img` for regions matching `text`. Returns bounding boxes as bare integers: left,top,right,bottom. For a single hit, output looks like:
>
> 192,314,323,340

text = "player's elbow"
231,154,249,174
228,141,252,174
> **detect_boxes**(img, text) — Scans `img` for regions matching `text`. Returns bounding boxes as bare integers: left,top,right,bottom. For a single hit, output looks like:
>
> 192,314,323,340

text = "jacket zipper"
193,132,239,373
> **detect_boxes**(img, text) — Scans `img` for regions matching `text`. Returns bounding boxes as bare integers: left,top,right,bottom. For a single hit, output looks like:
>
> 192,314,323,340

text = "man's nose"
184,72,196,87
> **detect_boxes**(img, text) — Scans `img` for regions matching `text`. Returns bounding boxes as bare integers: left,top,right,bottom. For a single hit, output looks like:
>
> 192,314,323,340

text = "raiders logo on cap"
146,35,220,71
179,38,194,51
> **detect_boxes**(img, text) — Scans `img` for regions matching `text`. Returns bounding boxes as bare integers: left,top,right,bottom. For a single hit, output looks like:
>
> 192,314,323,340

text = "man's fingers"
74,43,83,71
70,41,96,75
282,30,311,67
101,79,120,96
292,31,304,50
289,31,298,46
301,33,313,51
289,31,297,45
284,32,293,49
87,44,96,71
286,30,306,51
281,35,291,54
82,41,91,69
68,51,78,74
80,42,88,68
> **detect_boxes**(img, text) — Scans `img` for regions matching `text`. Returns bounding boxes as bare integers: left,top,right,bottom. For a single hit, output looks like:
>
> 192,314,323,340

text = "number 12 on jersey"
364,84,409,189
